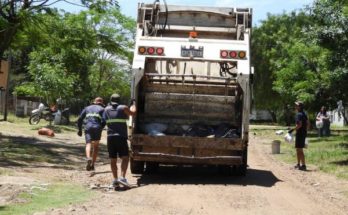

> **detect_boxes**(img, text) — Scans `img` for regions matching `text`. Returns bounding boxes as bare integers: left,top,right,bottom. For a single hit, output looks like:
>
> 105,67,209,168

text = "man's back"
78,104,105,130
104,104,128,137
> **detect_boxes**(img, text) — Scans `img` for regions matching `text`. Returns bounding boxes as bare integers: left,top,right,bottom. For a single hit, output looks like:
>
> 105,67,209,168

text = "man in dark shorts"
77,97,105,171
289,101,309,171
102,94,136,188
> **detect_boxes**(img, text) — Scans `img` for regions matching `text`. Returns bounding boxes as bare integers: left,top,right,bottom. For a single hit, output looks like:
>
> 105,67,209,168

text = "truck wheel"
218,165,232,176
130,159,144,174
237,164,247,176
145,162,159,174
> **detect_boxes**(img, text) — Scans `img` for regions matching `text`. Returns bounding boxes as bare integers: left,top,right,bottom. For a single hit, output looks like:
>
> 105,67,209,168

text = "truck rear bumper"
131,134,246,165
132,152,243,165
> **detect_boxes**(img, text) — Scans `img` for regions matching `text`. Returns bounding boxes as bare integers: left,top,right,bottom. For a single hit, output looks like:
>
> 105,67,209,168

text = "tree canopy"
1,0,135,105
252,0,348,122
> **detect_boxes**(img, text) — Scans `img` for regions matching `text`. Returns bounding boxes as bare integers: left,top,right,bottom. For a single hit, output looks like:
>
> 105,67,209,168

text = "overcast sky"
55,0,314,25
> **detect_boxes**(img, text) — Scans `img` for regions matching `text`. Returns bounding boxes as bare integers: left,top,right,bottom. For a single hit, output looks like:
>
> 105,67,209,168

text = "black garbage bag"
184,122,214,137
214,123,240,138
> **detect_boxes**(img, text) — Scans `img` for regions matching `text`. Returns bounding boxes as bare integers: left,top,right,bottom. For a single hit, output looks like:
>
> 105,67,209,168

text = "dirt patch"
0,176,46,206
1,122,348,214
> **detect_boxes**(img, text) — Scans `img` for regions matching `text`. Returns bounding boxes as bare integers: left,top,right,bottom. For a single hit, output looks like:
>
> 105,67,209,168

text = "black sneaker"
294,164,300,169
299,165,307,171
90,164,95,171
86,159,92,171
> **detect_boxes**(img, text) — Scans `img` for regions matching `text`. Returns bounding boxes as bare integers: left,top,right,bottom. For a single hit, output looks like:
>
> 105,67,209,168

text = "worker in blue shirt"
77,97,105,171
103,94,136,188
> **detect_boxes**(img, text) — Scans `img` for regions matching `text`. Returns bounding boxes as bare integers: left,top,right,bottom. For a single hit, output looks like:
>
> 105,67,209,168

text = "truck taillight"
138,46,164,56
220,50,228,58
147,47,155,55
229,51,237,58
156,47,164,55
220,50,247,59
138,46,146,54
238,51,246,58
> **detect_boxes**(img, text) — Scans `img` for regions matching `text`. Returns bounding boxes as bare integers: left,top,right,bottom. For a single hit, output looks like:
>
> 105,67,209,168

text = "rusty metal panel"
132,152,243,165
132,134,243,150
144,92,235,122
145,83,236,96
194,149,232,157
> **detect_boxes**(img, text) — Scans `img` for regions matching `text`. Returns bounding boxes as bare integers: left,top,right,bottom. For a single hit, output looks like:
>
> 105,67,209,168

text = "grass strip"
0,183,92,215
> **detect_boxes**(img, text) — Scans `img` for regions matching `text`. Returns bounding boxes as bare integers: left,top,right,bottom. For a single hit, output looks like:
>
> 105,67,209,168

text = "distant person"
102,94,136,189
288,101,309,171
316,106,330,137
77,97,105,171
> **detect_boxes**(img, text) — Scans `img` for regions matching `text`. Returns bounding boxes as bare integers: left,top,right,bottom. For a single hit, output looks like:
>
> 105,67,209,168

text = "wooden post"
0,57,11,121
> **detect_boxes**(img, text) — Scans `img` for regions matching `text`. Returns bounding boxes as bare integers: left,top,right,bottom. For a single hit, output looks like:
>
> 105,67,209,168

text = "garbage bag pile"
142,122,240,138
143,123,168,136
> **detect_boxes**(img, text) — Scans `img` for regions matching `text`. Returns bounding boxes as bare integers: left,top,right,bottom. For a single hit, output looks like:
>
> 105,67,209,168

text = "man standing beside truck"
103,94,136,188
77,97,105,171
289,101,309,171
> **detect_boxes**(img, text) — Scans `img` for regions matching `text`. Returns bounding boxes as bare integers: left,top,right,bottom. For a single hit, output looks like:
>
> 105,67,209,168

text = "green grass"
1,112,79,134
0,138,57,164
252,128,348,179
0,183,92,215
0,168,13,176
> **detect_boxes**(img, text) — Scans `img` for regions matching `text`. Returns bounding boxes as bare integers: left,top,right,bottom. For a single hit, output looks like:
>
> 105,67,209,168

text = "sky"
55,0,314,25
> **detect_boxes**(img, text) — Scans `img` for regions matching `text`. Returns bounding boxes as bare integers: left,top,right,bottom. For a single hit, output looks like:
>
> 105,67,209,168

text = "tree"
0,0,118,60
12,6,135,103
306,0,348,115
252,12,313,121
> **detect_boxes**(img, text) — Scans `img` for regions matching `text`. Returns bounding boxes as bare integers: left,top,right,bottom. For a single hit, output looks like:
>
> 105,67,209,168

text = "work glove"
77,130,82,137
288,128,294,134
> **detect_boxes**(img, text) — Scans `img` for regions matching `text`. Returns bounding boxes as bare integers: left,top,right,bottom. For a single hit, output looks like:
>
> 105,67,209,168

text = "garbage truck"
129,1,253,175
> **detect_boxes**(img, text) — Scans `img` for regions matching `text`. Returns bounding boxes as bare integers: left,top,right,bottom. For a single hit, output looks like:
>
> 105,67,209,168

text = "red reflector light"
230,51,237,58
147,47,155,55
220,50,228,58
156,47,164,55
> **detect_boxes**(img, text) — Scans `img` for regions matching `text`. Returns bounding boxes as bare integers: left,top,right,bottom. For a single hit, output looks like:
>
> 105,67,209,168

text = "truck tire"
130,159,144,174
239,148,248,176
237,164,247,176
145,162,159,174
218,165,232,176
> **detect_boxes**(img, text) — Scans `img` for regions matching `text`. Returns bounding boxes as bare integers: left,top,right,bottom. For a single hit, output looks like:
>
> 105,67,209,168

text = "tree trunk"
267,109,277,123
0,26,18,59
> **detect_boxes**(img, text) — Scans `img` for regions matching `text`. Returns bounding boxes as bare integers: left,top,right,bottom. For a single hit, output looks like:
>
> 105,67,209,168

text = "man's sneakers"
117,178,131,188
111,179,120,188
299,165,307,171
86,159,93,171
294,164,307,171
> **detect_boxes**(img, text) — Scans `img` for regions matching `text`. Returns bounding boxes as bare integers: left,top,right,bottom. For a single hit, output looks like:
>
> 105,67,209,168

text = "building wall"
250,109,273,121
328,109,348,127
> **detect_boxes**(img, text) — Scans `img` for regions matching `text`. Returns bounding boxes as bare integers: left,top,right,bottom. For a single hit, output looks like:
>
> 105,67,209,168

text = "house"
329,109,348,127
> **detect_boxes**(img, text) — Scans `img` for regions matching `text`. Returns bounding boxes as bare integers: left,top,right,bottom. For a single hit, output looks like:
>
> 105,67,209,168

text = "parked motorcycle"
29,103,70,125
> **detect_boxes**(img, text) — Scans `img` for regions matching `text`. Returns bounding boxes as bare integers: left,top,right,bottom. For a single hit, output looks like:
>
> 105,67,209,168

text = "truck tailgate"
131,134,244,165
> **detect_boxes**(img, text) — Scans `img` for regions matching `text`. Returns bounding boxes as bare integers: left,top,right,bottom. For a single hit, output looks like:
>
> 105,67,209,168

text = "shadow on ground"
0,134,108,170
331,159,348,166
136,166,281,187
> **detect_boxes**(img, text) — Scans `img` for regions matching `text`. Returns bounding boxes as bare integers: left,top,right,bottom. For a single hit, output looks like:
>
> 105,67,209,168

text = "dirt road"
1,124,348,215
